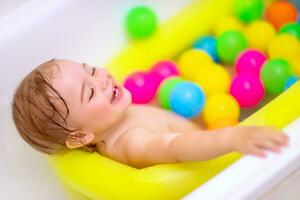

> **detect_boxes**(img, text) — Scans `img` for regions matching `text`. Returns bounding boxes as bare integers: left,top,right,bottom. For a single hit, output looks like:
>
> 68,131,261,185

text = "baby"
12,59,289,168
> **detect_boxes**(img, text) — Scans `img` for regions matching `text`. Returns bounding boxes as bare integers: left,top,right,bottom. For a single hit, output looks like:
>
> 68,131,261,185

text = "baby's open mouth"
111,84,122,104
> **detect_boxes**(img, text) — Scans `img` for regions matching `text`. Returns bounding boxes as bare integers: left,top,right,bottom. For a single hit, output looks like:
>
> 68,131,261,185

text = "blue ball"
170,82,205,118
284,75,299,90
193,36,219,62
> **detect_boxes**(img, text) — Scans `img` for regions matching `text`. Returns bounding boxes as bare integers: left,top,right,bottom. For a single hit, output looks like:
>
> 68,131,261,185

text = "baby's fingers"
248,145,266,157
256,139,281,153
269,134,289,147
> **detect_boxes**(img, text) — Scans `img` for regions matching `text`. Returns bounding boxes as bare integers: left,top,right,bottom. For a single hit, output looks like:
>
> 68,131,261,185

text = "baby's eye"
91,67,96,76
89,88,95,101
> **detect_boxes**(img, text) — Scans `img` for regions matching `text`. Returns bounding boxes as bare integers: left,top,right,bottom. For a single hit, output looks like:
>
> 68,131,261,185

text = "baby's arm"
112,126,288,168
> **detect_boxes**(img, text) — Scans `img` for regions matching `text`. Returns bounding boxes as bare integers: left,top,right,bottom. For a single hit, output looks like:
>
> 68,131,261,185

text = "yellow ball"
178,49,213,80
268,34,300,63
214,16,245,36
245,20,276,52
194,64,231,96
207,118,239,130
290,58,300,75
203,93,240,125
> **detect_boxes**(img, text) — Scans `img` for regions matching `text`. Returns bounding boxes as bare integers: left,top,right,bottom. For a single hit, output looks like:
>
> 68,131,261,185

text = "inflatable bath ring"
48,0,300,199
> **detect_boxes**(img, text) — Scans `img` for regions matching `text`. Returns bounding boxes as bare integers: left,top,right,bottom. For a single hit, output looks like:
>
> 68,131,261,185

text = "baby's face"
51,60,131,136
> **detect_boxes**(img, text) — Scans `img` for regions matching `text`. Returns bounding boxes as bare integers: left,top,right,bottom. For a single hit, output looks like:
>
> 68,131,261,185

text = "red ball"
235,49,267,77
230,74,265,108
266,1,298,30
124,71,161,104
151,60,179,82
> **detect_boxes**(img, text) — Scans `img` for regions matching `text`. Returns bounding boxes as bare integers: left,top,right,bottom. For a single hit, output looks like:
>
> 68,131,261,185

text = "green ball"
125,6,157,39
217,30,248,64
279,23,300,40
261,59,293,94
233,0,264,23
158,77,184,109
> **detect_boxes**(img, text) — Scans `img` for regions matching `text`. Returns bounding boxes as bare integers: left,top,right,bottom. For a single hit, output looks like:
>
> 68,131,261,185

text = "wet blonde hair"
12,59,96,154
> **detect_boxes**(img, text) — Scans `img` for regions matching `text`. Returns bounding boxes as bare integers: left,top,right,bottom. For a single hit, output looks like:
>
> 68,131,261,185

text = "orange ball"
207,118,239,130
265,1,298,30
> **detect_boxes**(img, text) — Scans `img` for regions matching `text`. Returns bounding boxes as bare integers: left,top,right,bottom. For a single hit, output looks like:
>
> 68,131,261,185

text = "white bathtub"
1,1,300,200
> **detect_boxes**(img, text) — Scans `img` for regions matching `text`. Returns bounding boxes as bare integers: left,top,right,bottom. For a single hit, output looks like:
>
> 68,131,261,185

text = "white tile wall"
0,0,30,17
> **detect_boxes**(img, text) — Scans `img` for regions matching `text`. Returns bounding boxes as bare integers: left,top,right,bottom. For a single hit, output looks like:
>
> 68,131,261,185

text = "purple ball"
124,71,161,104
235,49,267,76
151,60,179,83
230,74,265,108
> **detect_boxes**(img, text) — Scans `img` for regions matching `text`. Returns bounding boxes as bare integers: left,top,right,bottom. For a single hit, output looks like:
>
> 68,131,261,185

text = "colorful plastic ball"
279,23,300,40
233,0,264,23
235,49,267,76
266,1,298,29
193,36,219,62
291,58,300,75
214,16,245,36
207,118,239,130
151,60,179,82
245,20,276,52
170,82,205,118
217,30,248,64
194,64,231,96
158,76,184,109
124,71,161,104
267,34,300,64
203,93,240,125
125,6,157,39
230,74,265,108
261,59,293,94
284,76,299,90
178,49,213,80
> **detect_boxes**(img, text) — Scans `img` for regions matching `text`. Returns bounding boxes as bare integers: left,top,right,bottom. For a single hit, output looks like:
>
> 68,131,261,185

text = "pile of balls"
123,0,300,129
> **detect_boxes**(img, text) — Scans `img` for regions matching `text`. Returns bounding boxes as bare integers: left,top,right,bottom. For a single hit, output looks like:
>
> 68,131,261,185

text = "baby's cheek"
93,98,111,113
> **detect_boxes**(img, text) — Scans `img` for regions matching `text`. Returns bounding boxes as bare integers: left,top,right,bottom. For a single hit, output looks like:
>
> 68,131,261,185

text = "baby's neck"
92,108,130,146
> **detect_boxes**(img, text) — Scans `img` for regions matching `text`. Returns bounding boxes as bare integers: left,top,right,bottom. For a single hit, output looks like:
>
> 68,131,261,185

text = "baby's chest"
127,106,200,133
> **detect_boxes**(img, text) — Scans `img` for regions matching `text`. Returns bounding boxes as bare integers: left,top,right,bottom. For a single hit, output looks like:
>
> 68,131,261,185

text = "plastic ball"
245,20,276,52
284,76,299,90
158,76,184,109
213,16,245,37
125,6,157,39
124,71,161,104
235,49,267,76
193,36,219,62
178,49,213,80
194,64,231,96
217,30,248,64
279,23,300,40
233,0,264,23
151,60,179,82
261,59,293,94
230,74,265,108
170,82,205,118
207,118,239,130
291,58,300,75
266,1,298,29
203,93,240,125
267,34,300,64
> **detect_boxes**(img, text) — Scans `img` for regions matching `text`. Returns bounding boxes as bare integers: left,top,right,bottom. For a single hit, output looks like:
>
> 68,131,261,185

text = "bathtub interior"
0,0,194,199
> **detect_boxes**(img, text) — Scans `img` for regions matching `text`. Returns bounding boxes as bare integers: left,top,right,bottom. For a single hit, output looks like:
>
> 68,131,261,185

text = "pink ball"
230,74,265,108
124,71,161,104
235,49,267,76
151,60,179,83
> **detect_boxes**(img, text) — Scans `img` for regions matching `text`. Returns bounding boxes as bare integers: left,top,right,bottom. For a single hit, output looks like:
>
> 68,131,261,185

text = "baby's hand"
228,126,289,157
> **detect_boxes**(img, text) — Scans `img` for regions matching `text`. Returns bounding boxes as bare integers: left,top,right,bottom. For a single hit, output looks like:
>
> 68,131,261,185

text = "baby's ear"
65,130,94,149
